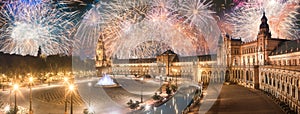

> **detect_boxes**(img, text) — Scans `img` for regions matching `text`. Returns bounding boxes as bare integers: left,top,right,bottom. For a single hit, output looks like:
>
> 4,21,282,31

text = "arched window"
246,71,249,81
265,74,268,84
250,72,253,81
261,72,264,83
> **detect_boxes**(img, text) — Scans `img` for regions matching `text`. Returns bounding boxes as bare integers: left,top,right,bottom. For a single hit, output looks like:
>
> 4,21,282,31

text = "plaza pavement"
0,76,160,114
189,84,284,114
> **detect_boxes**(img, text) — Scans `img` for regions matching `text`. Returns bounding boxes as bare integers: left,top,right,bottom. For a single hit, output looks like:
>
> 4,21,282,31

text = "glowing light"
145,104,151,111
13,84,19,91
69,84,74,91
88,107,94,113
29,77,34,83
64,77,68,83
4,105,10,112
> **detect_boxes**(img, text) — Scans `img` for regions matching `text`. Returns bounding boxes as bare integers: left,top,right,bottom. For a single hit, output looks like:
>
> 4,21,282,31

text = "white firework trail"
177,0,220,50
225,0,300,41
178,0,215,29
0,0,75,56
73,4,105,53
75,0,220,59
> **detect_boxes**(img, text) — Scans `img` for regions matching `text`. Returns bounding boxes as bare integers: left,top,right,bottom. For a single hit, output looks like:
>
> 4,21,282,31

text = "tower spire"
258,11,271,37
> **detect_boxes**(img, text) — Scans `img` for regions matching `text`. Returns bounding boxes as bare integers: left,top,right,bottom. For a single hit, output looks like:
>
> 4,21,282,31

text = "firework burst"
0,0,76,56
178,0,215,29
225,0,300,41
73,4,104,50
75,0,220,59
177,0,220,51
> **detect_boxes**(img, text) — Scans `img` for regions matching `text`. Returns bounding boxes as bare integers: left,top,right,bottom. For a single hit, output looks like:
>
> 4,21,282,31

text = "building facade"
221,12,300,113
96,13,300,113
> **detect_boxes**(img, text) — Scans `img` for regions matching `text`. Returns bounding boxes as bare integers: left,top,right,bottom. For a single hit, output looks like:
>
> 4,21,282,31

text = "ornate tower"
257,12,271,65
37,46,42,57
217,35,225,66
96,33,107,67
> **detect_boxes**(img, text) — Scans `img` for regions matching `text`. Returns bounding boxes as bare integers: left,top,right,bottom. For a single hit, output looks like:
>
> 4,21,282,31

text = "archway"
220,71,224,82
201,71,207,84
250,71,254,81
213,71,218,83
225,70,230,82
261,72,264,83
265,73,268,84
238,70,240,79
246,71,249,81
208,71,212,84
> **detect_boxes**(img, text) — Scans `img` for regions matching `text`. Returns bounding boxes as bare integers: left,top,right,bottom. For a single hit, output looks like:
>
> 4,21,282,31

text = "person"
127,99,133,105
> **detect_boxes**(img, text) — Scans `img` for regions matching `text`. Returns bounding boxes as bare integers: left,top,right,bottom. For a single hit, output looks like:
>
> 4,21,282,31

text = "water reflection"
142,86,199,114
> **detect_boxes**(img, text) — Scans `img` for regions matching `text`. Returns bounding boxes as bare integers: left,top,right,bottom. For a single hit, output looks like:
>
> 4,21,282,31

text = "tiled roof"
270,39,300,56
161,49,176,55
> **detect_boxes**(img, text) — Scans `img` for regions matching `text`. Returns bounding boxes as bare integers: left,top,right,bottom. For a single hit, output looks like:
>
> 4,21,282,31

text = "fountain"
95,74,118,87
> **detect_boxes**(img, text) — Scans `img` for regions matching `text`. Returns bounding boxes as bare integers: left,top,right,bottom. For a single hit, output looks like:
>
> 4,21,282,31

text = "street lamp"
140,78,144,103
13,84,19,114
174,69,178,87
64,77,68,114
85,82,94,114
29,77,34,114
9,82,12,106
64,77,69,84
159,75,162,94
69,84,75,114
88,82,92,108
4,105,10,113
2,74,5,91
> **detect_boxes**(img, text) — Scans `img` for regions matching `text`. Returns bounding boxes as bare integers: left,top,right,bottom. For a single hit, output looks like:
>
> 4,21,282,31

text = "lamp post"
13,84,19,114
29,77,33,114
167,53,169,78
173,69,178,87
69,84,75,114
88,82,92,108
0,77,2,91
1,75,5,91
9,82,12,106
159,75,162,94
63,77,68,114
140,78,144,103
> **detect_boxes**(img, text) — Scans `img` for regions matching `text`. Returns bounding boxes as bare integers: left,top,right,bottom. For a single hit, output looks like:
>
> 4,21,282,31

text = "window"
288,60,291,66
248,57,250,65
253,56,255,65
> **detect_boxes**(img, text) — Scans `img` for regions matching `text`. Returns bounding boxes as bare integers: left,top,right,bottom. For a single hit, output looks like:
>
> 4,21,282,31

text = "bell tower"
96,33,107,67
257,12,271,65
258,12,271,36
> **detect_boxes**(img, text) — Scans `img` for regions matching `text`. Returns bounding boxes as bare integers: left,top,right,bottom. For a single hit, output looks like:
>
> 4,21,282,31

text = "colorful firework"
73,4,104,51
178,0,215,30
75,0,220,59
225,0,300,41
0,0,76,56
